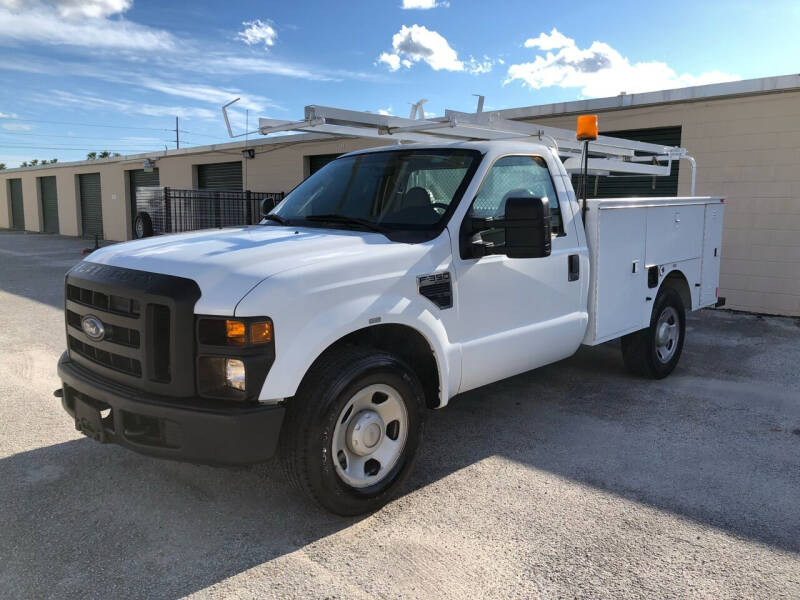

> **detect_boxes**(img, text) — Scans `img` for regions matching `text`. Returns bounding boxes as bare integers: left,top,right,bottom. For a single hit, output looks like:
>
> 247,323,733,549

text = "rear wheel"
279,346,425,515
621,287,686,379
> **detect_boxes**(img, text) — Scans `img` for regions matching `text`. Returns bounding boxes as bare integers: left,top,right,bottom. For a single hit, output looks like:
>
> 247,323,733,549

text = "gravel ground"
1,230,799,599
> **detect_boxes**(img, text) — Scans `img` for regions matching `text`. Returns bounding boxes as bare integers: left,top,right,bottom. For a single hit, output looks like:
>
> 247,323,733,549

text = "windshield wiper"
304,214,385,233
263,213,289,225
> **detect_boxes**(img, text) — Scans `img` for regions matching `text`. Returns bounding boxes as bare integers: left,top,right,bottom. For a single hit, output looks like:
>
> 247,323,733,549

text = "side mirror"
503,196,551,258
260,197,280,217
465,196,551,259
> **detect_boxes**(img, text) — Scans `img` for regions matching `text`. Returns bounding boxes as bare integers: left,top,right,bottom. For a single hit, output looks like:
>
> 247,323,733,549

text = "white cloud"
377,106,393,116
2,122,32,130
0,5,380,85
198,55,381,82
0,0,131,18
378,25,463,72
506,28,740,97
378,52,401,71
136,78,282,113
0,2,174,50
38,90,218,120
52,0,131,19
237,19,276,49
401,0,448,9
0,111,20,119
523,28,573,51
467,55,494,75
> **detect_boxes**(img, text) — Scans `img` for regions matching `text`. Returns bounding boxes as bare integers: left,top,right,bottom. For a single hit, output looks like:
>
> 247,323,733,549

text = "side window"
470,155,563,235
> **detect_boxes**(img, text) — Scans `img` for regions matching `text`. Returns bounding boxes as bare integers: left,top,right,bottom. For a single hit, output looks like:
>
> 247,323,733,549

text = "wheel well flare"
303,324,442,409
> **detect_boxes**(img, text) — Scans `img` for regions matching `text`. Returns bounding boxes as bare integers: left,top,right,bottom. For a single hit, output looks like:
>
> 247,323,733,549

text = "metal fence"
134,187,285,237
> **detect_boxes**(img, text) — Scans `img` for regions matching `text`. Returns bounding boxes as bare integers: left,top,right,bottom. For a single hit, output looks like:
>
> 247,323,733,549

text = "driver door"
452,154,585,393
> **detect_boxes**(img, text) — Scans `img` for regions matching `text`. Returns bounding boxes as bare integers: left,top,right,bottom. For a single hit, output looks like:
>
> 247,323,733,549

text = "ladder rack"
222,102,697,194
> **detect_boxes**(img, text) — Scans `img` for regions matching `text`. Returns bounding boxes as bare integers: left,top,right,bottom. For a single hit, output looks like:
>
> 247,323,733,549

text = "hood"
84,225,393,314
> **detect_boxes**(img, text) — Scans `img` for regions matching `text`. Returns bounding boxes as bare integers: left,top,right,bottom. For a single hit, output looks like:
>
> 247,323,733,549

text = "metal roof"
0,131,342,174
493,74,800,120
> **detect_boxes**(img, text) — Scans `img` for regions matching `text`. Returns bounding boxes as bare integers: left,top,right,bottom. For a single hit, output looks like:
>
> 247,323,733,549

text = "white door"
452,154,585,393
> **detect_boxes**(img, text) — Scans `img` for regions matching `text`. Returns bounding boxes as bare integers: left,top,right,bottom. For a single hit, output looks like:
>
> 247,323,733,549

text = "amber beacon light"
576,114,598,141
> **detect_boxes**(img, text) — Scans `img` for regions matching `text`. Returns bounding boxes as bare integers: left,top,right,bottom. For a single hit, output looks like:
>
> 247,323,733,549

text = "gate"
133,187,284,238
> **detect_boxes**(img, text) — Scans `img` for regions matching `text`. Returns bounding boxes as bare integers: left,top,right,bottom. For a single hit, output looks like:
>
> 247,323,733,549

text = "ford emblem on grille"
81,315,105,341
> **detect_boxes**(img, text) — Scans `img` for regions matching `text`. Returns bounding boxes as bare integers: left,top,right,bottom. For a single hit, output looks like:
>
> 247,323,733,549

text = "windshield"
267,149,480,236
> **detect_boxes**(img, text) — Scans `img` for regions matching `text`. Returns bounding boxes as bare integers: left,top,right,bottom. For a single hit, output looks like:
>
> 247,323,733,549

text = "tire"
279,345,425,515
621,287,686,379
133,212,154,239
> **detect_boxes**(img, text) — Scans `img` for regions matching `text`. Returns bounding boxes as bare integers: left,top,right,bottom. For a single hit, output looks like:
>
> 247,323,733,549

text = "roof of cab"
341,139,554,158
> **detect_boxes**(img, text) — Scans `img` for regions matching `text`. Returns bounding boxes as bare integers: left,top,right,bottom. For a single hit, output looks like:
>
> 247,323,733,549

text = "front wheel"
279,346,425,515
621,287,686,379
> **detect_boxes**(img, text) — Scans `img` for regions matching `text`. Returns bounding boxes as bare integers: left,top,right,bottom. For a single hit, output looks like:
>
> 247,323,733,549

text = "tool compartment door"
700,202,724,306
589,206,648,342
645,204,705,265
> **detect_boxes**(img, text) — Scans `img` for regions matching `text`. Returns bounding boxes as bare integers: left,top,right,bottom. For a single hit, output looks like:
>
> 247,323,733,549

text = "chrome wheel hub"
654,306,679,363
332,384,408,488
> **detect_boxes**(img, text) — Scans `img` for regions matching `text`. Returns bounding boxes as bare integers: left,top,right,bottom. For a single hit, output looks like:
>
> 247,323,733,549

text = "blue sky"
0,0,798,167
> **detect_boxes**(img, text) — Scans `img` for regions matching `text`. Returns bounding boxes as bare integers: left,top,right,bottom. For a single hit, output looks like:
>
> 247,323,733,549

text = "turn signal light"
250,321,272,344
225,319,247,345
199,317,274,347
576,114,598,141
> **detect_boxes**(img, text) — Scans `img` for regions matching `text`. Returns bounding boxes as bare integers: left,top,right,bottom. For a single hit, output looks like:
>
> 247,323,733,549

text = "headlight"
196,316,276,402
225,359,246,391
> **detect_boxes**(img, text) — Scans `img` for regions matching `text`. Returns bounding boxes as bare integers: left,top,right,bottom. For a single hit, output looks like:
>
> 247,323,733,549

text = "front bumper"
58,353,284,465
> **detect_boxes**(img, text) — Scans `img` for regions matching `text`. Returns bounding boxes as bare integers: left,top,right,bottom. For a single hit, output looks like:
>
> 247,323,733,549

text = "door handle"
568,254,580,281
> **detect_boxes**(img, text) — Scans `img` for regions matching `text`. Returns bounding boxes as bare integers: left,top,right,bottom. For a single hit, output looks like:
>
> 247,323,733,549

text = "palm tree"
49,158,58,163
0,163,5,170
20,161,28,167
86,152,97,160
30,159,39,166
98,150,111,158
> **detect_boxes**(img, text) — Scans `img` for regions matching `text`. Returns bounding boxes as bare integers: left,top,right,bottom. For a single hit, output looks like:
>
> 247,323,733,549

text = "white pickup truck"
57,134,724,514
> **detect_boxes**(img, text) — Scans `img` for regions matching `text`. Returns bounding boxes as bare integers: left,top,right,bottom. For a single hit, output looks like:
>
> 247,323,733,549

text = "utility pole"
175,116,179,149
